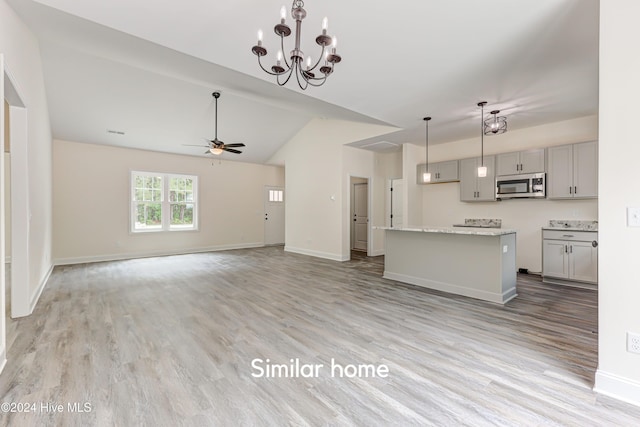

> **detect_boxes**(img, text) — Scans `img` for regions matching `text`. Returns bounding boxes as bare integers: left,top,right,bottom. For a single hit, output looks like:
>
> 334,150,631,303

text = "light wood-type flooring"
1,246,640,426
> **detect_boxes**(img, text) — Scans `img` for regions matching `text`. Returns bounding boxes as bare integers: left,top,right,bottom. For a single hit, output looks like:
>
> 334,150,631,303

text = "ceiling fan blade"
204,150,211,154
223,148,242,154
224,143,245,148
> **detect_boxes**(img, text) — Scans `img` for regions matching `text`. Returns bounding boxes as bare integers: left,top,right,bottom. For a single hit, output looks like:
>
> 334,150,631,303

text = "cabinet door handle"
569,186,573,194
562,234,574,238
565,245,568,253
569,245,573,253
574,186,577,194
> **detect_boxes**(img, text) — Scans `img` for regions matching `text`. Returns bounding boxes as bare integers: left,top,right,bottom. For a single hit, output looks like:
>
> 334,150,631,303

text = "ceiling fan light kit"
251,0,342,90
184,91,246,156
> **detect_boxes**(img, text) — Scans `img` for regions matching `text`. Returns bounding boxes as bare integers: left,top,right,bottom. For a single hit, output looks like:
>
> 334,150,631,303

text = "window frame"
130,170,199,233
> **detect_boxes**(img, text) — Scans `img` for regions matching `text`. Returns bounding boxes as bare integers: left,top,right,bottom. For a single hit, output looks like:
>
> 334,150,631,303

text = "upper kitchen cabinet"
460,156,496,202
547,141,598,199
416,160,459,184
496,149,545,176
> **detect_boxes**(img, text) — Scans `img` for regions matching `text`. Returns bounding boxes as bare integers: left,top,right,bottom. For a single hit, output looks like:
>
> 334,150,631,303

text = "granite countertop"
544,220,598,232
375,226,516,236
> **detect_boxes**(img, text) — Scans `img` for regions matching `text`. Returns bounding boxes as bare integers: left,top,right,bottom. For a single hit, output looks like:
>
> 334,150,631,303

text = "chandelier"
484,110,507,135
251,1,342,90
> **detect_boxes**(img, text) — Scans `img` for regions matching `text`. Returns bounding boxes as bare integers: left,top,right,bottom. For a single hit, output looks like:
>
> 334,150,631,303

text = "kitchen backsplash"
548,219,598,230
464,218,502,228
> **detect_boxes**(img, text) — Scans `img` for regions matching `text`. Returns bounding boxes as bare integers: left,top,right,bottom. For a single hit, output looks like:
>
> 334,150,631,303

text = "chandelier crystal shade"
484,110,508,135
251,1,342,90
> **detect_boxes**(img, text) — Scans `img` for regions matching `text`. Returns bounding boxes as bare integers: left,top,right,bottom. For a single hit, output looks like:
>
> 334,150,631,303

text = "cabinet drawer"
542,230,597,241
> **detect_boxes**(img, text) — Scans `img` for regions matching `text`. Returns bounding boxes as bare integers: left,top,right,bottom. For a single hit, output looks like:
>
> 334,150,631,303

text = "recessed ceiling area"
7,0,599,162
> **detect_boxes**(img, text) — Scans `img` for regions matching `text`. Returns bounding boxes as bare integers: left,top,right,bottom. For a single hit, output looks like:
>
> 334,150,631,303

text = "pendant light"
423,117,432,183
484,110,507,135
477,102,488,178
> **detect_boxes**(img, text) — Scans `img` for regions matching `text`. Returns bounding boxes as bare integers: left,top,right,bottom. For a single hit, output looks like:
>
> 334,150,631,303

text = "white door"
352,183,368,251
264,186,285,245
390,179,403,228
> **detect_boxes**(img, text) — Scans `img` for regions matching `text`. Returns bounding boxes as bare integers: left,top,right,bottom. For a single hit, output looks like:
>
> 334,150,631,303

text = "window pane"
135,202,162,229
170,203,194,226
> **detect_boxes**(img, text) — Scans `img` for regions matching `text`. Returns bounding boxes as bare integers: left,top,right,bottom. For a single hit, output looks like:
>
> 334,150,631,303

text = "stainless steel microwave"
495,173,546,199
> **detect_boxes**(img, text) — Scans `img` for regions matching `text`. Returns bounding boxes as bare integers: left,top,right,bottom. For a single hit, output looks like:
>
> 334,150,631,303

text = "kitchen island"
380,226,517,304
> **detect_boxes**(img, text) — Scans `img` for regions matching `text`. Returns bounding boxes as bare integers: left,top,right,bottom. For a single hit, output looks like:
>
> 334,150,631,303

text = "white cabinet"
547,141,598,199
542,230,598,284
417,160,459,184
496,149,545,176
459,156,496,202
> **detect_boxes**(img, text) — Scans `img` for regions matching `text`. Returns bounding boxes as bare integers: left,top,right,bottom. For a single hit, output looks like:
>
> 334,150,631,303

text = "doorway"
350,178,369,252
3,58,30,323
264,186,285,245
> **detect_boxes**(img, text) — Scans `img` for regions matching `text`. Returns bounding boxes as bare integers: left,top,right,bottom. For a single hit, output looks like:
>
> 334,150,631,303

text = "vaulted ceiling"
8,0,599,163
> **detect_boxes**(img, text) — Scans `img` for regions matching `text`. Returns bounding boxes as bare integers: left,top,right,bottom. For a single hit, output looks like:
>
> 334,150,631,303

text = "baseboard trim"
284,246,348,262
29,264,54,315
383,271,516,305
53,243,264,266
594,369,640,407
370,249,384,257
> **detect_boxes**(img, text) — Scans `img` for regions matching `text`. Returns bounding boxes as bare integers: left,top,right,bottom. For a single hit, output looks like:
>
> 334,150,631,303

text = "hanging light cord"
424,117,431,170
478,102,486,167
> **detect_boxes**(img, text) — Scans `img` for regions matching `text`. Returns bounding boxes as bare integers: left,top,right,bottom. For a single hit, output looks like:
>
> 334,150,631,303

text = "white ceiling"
7,0,599,163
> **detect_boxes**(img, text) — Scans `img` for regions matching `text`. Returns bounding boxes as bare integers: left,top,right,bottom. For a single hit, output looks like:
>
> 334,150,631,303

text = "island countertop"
374,226,516,237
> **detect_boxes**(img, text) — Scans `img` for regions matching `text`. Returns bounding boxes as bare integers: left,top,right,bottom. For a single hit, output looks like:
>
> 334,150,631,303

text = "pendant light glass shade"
210,147,224,155
423,117,432,183
477,166,487,177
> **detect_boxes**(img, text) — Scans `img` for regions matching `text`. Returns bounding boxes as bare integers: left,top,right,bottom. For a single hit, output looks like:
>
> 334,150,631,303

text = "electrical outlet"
627,332,640,354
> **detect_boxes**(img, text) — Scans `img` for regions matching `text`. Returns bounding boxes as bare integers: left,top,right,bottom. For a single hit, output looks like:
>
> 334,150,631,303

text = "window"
268,189,284,202
131,171,198,232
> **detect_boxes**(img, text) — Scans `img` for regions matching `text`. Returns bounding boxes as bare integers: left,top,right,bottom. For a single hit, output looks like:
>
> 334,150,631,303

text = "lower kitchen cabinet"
542,230,598,285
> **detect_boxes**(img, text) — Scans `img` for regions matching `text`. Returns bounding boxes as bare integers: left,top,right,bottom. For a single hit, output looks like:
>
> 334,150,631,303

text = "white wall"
1,0,53,317
53,140,284,263
269,118,397,261
403,143,424,227
3,153,10,261
403,116,598,271
595,0,640,406
373,151,402,254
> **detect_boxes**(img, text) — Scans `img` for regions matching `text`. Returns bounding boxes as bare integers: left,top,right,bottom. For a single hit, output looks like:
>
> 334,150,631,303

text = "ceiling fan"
185,91,245,155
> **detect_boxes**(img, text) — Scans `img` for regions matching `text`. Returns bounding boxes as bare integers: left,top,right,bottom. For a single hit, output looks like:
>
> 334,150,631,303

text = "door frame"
264,185,285,246
350,180,368,252
2,57,31,325
347,175,371,259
